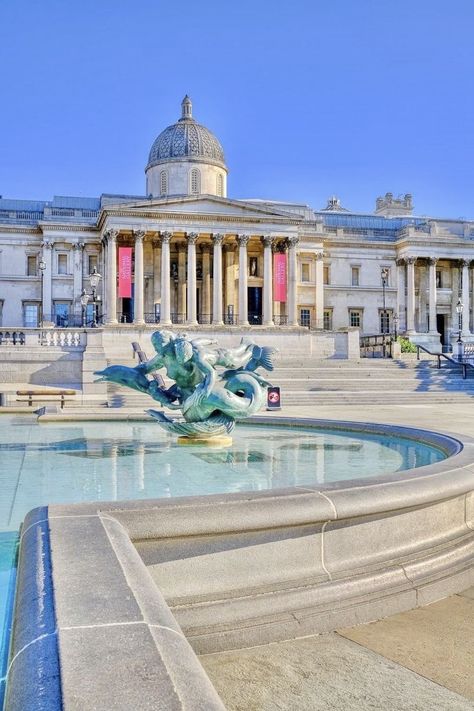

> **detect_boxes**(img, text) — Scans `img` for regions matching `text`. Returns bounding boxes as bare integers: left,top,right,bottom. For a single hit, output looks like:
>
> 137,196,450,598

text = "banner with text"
273,252,287,302
118,247,133,298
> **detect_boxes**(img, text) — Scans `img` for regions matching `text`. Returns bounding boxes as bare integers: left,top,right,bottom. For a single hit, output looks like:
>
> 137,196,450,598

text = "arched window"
216,173,223,197
190,168,201,195
160,170,168,196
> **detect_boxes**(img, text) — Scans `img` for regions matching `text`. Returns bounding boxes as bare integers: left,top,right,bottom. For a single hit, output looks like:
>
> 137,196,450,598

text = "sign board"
267,386,281,410
118,247,133,298
273,253,287,302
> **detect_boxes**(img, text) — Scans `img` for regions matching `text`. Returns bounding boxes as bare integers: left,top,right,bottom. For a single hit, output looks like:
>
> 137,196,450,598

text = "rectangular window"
323,265,329,285
349,309,362,328
299,308,311,327
301,263,310,282
27,255,37,276
351,266,360,287
323,309,332,330
57,254,68,275
23,303,40,327
436,270,442,288
54,302,70,327
380,310,390,334
249,256,258,277
88,254,98,274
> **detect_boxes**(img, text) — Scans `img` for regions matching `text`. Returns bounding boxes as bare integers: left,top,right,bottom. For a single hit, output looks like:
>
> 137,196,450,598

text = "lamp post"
38,258,46,327
88,267,102,327
80,290,90,328
381,268,389,356
393,312,399,340
456,298,464,360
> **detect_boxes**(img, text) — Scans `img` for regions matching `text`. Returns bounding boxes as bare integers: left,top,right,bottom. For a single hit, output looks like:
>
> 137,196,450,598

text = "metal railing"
416,343,474,379
360,333,394,358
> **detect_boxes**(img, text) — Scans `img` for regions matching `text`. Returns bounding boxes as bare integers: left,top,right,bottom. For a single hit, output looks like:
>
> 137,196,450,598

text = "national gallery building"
1,96,474,350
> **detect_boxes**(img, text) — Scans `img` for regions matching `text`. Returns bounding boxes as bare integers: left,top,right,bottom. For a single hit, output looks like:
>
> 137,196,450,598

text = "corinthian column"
406,256,416,334
212,233,224,325
104,229,118,324
186,232,198,325
201,243,211,323
315,251,324,329
262,235,274,326
237,234,250,325
287,236,299,326
160,231,172,325
461,259,471,336
428,257,438,333
133,229,145,325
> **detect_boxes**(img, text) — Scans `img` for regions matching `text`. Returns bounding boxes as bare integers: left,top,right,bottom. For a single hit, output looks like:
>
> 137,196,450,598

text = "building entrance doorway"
121,297,133,323
437,314,447,347
248,287,262,325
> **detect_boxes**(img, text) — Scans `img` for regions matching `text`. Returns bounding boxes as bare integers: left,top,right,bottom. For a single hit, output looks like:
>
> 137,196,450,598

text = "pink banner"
273,252,287,302
118,247,132,298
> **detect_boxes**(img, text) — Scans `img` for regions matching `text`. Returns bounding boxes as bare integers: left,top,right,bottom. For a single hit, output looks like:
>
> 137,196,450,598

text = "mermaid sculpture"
95,331,276,443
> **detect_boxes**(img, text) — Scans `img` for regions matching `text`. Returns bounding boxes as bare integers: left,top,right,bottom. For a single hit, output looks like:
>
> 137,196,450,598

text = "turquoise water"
0,414,446,705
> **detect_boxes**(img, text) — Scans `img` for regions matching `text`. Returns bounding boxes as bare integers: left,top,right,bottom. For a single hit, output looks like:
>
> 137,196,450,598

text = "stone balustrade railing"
0,328,86,347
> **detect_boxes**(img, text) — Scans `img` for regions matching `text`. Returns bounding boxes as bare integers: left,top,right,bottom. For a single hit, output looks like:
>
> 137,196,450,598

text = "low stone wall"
5,418,474,709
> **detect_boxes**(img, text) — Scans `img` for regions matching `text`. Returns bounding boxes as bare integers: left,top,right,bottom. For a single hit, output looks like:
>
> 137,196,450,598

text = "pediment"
103,194,304,221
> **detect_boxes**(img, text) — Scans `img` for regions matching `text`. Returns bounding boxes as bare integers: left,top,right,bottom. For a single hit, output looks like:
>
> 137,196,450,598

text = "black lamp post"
393,312,399,340
381,268,389,355
456,298,463,343
38,258,46,327
88,267,102,327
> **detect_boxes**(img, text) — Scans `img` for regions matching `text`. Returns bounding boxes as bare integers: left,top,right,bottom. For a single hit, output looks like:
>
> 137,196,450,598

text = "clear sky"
1,0,473,218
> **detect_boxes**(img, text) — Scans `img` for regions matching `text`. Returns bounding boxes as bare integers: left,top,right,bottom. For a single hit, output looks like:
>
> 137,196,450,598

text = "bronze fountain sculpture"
95,330,276,444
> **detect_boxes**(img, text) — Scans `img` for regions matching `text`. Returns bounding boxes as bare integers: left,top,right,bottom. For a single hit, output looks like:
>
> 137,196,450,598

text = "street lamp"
393,312,399,340
80,289,90,328
456,298,463,343
381,268,389,356
38,258,46,327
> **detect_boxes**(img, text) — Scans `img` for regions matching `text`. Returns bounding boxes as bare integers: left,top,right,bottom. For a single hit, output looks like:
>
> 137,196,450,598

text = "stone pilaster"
177,242,186,320
315,251,324,330
461,259,471,336
428,257,438,334
40,240,54,322
224,243,235,322
406,256,416,334
201,243,211,323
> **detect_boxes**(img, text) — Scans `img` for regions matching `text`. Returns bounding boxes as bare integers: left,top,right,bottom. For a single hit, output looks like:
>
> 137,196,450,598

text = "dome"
146,96,226,171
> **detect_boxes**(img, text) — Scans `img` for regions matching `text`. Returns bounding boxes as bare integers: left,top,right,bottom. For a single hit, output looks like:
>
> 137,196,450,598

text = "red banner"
273,252,287,302
118,247,132,298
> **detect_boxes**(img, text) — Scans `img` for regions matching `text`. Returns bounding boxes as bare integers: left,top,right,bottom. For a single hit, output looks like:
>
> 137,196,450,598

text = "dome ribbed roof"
146,96,226,170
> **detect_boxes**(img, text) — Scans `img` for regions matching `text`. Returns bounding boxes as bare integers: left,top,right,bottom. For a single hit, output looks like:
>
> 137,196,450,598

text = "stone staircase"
104,353,474,409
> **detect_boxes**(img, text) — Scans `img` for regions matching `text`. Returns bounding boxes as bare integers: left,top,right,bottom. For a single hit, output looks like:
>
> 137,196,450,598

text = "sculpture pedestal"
177,435,233,447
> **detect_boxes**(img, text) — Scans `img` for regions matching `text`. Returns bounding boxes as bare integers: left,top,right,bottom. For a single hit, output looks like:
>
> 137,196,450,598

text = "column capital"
236,234,250,247
460,258,471,268
315,250,324,261
406,256,417,265
287,236,300,249
427,256,438,266
223,242,235,253
261,235,275,248
41,240,54,249
104,228,119,243
212,233,225,245
396,258,406,267
187,232,198,245
160,231,172,244
73,241,85,251
133,229,145,242
152,239,161,249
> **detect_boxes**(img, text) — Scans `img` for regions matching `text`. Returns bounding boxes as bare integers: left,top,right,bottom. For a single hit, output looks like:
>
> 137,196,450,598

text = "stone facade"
1,98,474,352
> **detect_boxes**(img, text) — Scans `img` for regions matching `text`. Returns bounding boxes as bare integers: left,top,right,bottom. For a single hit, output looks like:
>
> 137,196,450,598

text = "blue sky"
1,0,473,218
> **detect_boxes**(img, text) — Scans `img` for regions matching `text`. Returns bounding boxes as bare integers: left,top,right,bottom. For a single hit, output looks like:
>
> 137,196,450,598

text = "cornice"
39,222,98,233
0,225,41,235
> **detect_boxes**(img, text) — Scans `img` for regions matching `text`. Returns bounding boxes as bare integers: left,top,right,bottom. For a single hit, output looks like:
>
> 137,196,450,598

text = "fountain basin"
7,417,474,710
